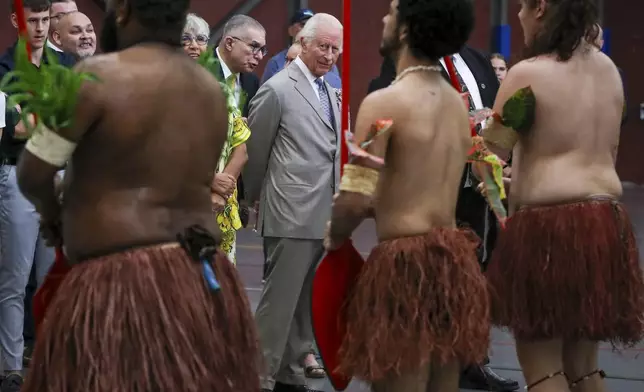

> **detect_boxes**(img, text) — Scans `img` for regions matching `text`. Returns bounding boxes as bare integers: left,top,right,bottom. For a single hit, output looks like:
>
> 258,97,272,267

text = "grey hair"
298,13,343,48
183,13,210,37
222,14,265,38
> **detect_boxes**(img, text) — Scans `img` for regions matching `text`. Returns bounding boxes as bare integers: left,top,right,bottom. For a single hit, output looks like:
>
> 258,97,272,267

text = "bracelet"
339,164,380,197
483,117,519,150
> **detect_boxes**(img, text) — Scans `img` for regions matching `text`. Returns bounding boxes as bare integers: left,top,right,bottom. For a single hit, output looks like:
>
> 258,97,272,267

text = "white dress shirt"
47,39,63,52
294,56,325,102
440,53,484,110
215,47,241,104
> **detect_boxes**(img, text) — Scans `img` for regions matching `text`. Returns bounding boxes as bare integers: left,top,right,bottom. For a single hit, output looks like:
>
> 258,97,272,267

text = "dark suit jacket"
214,65,259,118
449,46,500,264
239,72,259,117
367,56,396,94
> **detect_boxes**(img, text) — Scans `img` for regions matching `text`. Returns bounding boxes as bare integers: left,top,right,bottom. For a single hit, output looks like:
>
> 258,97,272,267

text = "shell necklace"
392,65,443,84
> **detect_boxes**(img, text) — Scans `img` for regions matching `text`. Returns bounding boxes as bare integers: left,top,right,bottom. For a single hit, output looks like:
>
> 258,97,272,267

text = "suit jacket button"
481,83,486,89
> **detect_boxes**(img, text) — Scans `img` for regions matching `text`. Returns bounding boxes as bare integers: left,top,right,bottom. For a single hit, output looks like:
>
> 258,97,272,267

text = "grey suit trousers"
255,236,325,389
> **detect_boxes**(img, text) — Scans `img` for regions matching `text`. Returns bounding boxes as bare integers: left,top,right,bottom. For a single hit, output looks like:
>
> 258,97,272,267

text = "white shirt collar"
438,53,461,67
215,46,238,82
47,40,62,52
294,56,322,85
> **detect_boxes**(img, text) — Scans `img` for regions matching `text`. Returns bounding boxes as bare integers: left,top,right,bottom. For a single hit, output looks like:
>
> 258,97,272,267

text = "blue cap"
290,9,314,25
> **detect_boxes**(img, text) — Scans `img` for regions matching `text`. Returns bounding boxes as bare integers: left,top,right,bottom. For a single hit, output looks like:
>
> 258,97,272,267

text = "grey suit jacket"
245,62,342,240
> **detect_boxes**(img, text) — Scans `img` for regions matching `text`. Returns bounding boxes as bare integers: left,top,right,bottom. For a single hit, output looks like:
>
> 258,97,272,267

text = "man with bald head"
246,12,342,392
52,11,96,59
47,0,77,51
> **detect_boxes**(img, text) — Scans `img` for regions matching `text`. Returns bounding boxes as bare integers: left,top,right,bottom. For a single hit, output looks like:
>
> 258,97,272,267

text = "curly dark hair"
397,0,474,62
10,0,50,13
523,0,599,61
127,0,190,42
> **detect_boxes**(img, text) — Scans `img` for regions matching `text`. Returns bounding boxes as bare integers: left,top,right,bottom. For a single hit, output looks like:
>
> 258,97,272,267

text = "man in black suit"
367,55,396,94
367,46,519,392
214,14,265,228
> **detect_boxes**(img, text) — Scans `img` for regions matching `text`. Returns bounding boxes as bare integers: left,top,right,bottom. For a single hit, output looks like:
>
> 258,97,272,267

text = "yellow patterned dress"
216,75,251,264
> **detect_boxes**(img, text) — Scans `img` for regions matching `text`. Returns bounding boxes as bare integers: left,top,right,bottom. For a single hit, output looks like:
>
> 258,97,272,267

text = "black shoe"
0,374,24,392
460,365,519,391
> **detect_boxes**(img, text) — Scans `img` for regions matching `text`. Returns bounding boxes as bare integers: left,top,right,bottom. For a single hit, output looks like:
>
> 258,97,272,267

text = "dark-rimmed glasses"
231,36,267,56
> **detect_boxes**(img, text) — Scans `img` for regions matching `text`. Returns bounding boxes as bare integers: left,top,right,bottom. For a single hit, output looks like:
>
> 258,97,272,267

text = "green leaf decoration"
500,86,535,134
197,47,247,115
0,37,99,135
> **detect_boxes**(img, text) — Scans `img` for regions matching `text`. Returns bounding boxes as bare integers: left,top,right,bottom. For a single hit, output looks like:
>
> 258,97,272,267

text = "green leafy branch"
197,47,247,114
0,37,99,136
500,86,535,134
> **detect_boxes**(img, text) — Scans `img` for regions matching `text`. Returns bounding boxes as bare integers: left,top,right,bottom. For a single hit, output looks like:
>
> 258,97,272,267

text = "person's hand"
323,221,343,251
40,218,63,248
14,108,35,140
211,193,226,213
54,173,65,203
211,173,236,197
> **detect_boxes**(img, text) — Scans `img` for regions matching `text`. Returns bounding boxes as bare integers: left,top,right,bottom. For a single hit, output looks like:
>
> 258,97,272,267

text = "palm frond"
0,37,100,135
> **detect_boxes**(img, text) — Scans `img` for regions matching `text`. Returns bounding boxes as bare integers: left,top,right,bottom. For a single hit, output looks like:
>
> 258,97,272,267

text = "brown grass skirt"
337,228,490,382
487,199,644,345
23,244,260,392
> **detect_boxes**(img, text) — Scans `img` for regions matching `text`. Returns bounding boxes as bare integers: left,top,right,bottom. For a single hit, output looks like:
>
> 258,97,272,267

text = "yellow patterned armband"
339,164,380,197
483,115,519,150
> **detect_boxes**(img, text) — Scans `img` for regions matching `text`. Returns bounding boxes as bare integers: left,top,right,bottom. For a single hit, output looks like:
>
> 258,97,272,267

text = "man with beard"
14,0,260,391
324,0,490,390
484,0,643,391
52,11,96,60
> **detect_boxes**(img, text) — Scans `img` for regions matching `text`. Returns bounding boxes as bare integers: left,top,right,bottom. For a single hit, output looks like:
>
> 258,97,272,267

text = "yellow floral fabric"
216,75,251,264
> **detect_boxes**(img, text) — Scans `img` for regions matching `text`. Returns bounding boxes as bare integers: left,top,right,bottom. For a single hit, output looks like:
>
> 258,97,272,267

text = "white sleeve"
0,93,6,128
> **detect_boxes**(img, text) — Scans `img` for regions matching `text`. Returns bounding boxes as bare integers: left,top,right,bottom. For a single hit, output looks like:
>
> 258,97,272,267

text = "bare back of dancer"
504,45,623,211
61,44,228,261
362,72,471,241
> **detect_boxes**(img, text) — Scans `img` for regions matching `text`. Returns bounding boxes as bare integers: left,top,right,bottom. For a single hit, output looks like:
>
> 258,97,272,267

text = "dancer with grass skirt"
481,0,644,391
6,0,260,390
324,0,490,390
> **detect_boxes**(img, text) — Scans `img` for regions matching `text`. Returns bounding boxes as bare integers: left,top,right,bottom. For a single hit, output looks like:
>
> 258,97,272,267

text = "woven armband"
483,116,519,150
25,126,77,167
339,164,380,197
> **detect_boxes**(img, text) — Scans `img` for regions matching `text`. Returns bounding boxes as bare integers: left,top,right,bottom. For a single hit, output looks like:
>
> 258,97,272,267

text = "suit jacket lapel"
289,65,335,132
328,82,341,132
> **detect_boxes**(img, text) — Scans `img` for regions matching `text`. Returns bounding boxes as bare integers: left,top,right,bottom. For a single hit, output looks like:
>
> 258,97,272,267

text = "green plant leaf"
501,86,536,134
0,36,100,137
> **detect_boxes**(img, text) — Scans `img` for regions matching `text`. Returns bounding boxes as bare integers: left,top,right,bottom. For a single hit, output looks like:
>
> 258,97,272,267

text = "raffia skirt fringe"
23,244,260,392
487,198,644,345
337,228,490,382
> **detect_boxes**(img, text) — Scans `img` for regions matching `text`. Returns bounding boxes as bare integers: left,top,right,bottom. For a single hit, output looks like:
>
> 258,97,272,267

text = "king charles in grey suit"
244,13,343,392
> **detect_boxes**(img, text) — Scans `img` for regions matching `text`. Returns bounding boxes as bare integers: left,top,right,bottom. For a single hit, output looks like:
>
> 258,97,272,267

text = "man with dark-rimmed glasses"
47,0,77,51
214,14,266,247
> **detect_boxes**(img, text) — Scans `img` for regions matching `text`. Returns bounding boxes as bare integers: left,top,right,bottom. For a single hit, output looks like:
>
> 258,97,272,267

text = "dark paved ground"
237,184,644,391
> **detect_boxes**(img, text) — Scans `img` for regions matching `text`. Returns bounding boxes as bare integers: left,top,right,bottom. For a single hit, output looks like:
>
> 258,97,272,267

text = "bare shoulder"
72,52,120,77
360,84,401,118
